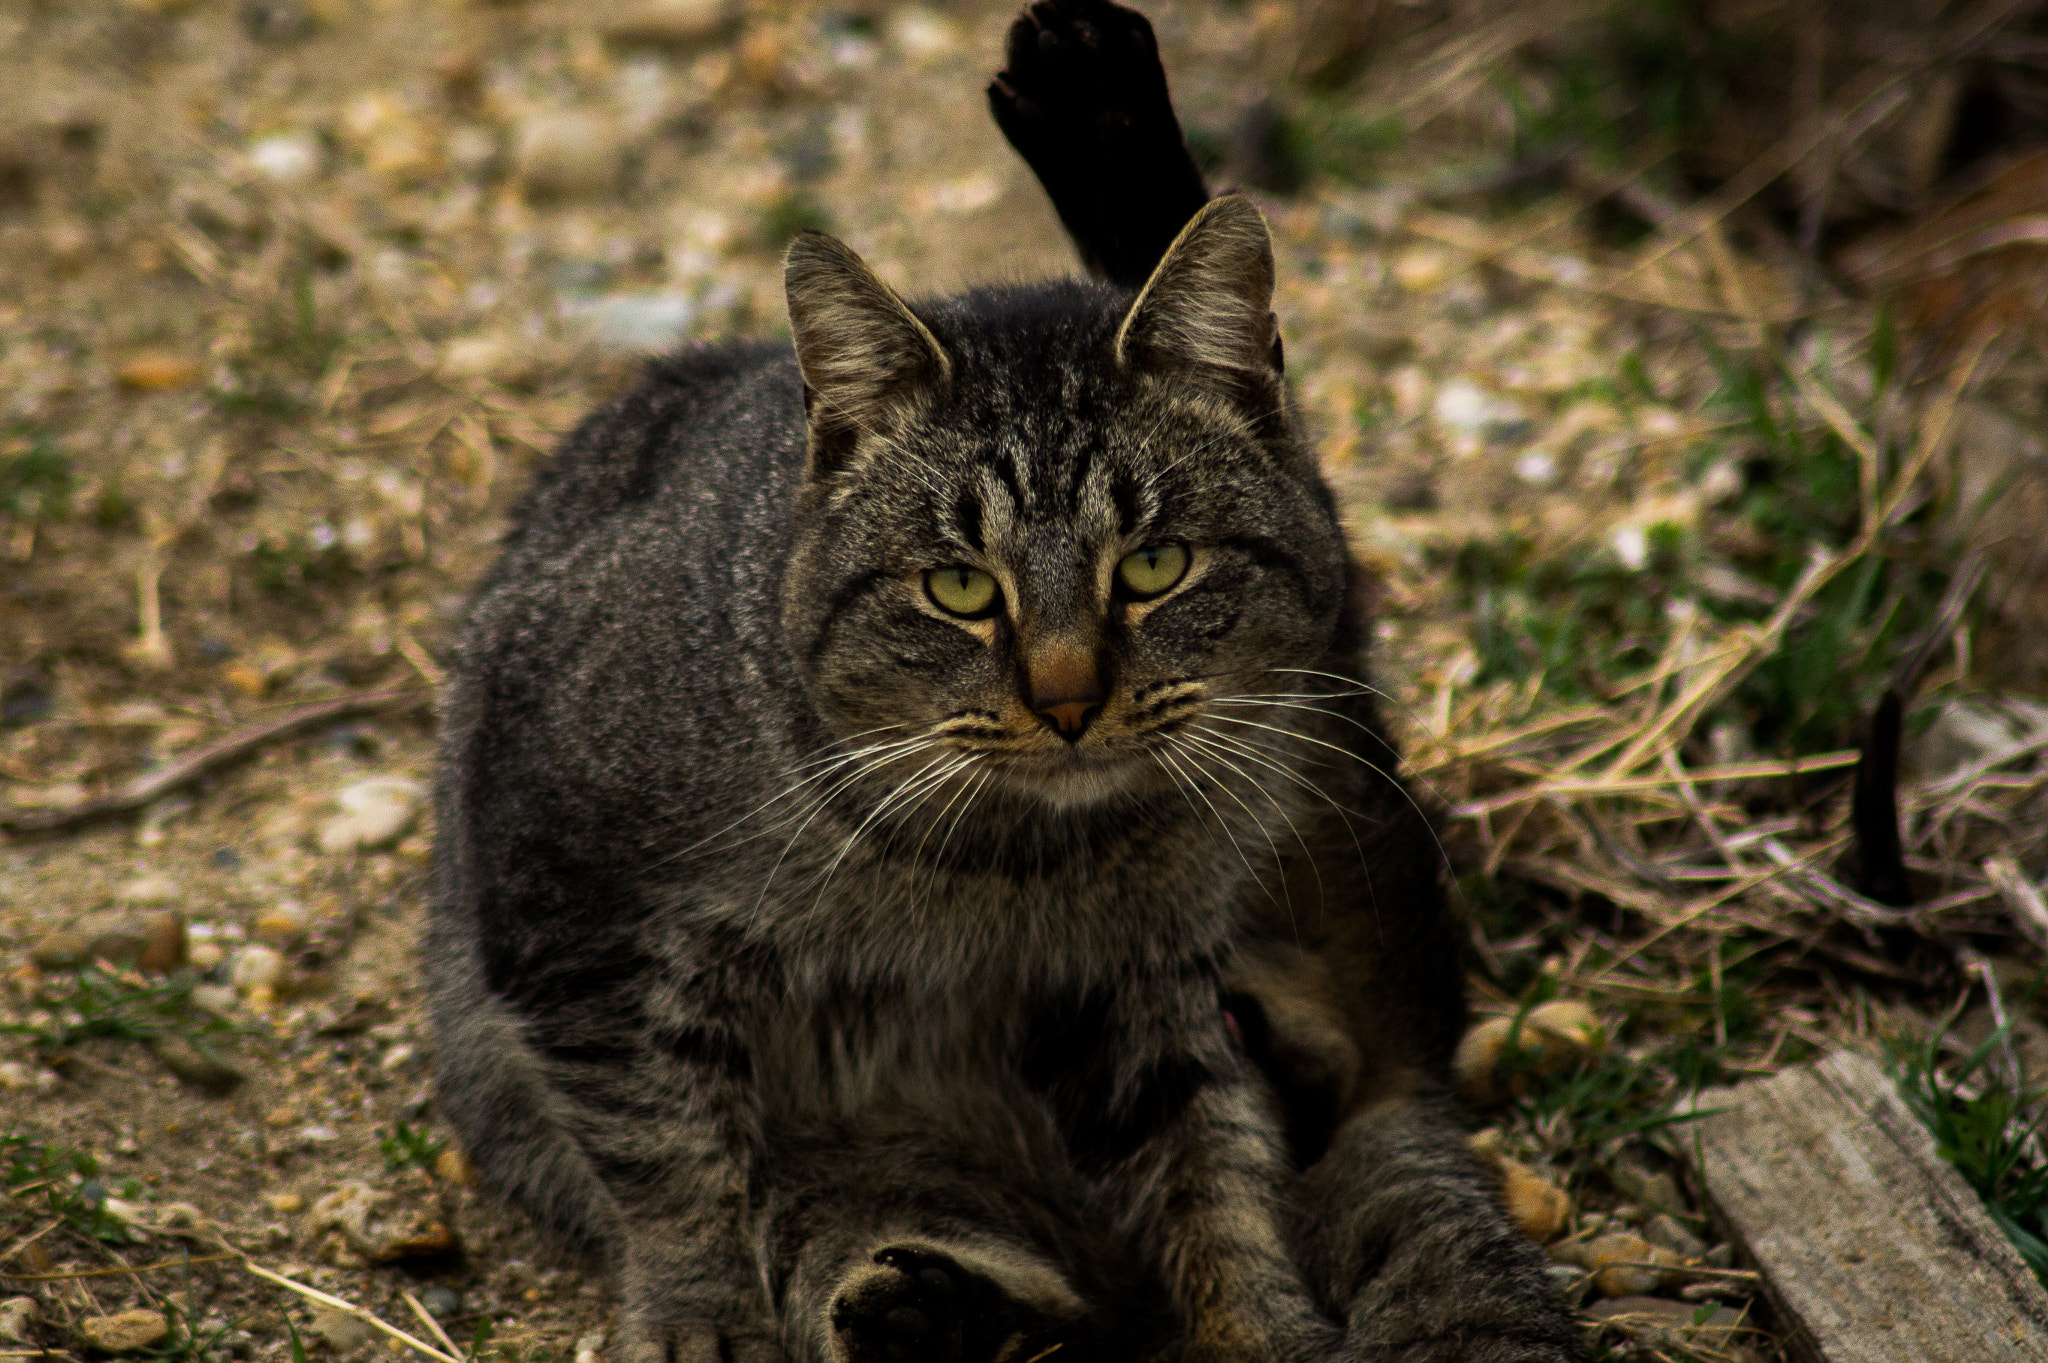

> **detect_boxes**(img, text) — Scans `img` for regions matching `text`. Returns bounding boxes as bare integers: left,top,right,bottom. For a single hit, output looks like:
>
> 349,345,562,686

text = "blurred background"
2,2,2048,1360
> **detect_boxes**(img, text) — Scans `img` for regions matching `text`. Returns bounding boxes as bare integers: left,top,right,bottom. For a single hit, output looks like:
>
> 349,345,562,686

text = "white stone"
0,1296,38,1344
559,291,696,352
248,132,321,184
191,983,239,1015
317,777,424,854
1433,380,1523,435
230,944,287,992
516,111,626,198
118,873,180,904
1610,524,1649,572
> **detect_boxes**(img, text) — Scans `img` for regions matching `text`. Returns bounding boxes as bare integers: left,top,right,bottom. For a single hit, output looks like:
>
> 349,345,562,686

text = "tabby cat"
428,3,1582,1361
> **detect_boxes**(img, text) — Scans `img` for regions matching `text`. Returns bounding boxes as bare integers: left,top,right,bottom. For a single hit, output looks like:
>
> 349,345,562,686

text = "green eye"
1116,543,1189,599
925,565,1000,617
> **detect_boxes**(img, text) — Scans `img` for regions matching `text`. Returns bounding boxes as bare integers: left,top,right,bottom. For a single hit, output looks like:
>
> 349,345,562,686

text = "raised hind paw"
987,0,1208,288
828,1244,1088,1363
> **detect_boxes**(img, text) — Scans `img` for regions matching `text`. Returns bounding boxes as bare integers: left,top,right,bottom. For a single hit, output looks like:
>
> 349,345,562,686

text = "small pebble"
1453,1000,1606,1105
248,131,322,183
119,873,181,904
191,983,238,1014
0,1062,50,1092
0,1296,39,1344
115,355,201,393
79,1310,168,1354
1499,1159,1570,1243
148,1036,243,1094
1704,1242,1735,1269
266,1192,304,1214
139,912,188,974
231,944,287,992
417,1287,462,1321
266,1106,299,1129
29,930,89,970
189,940,226,971
86,930,147,968
1641,1212,1707,1260
1543,1263,1588,1302
318,777,425,854
434,1148,475,1186
604,0,731,47
515,110,626,199
1611,1159,1687,1216
253,906,308,945
308,1307,376,1353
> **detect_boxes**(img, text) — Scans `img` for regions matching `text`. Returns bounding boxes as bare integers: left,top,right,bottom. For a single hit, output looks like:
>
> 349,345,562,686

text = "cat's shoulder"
504,338,803,552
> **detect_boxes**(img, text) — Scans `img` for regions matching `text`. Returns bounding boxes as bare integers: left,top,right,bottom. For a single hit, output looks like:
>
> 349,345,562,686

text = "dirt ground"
4,1,2046,1361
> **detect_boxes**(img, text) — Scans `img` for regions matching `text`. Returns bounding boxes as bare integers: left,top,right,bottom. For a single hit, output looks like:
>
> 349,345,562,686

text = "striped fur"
430,201,1579,1363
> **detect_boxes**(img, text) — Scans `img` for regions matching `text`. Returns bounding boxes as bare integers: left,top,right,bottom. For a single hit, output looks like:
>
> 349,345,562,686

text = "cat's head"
779,196,1349,811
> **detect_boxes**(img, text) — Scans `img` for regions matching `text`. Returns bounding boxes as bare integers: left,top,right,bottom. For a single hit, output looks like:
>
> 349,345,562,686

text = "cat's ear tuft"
1114,195,1280,408
784,231,951,474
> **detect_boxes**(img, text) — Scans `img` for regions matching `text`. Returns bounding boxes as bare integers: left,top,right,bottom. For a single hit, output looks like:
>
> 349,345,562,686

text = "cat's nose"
1027,648,1105,742
1036,698,1099,739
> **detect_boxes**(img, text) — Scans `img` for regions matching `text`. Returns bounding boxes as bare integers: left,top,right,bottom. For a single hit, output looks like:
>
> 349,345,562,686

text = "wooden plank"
1685,1049,2048,1363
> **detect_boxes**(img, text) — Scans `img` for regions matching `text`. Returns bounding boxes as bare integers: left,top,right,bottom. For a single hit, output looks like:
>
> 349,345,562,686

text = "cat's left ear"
784,230,951,476
1114,194,1282,412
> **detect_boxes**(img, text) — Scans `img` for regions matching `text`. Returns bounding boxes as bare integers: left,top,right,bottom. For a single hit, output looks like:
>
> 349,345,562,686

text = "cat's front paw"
828,1245,1087,1363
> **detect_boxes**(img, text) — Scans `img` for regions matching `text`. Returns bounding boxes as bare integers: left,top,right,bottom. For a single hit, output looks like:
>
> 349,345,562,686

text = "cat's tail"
426,919,626,1268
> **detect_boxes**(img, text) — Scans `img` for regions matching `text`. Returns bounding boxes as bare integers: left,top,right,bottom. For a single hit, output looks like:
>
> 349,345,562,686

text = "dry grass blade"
237,1260,459,1363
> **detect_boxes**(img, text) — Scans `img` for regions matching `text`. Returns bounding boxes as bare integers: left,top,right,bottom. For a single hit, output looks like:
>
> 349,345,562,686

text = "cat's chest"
716,817,1251,984
753,978,1033,1123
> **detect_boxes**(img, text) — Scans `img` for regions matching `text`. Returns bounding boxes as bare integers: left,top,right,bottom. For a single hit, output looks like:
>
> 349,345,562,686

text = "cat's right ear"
784,231,951,476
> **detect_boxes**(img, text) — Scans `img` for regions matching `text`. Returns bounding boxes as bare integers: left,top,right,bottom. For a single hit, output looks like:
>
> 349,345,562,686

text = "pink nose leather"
1028,648,1104,740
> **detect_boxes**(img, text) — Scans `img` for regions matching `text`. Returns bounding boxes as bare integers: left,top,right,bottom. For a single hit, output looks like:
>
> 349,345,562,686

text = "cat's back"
442,339,813,866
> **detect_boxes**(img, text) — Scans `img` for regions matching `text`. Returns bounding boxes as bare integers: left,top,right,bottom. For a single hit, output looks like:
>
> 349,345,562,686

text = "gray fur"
430,197,1580,1363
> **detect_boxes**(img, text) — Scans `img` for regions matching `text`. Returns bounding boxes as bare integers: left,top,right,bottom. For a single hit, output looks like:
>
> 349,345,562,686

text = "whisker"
644,730,926,871
1154,743,1266,892
1203,712,1453,877
1166,733,1293,922
805,753,972,907
753,739,940,908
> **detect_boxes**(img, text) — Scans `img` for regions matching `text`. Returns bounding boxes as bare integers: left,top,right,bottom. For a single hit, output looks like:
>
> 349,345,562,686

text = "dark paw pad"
829,1246,1078,1363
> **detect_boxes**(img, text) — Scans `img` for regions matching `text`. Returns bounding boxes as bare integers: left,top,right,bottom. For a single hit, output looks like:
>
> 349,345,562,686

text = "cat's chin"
999,751,1154,813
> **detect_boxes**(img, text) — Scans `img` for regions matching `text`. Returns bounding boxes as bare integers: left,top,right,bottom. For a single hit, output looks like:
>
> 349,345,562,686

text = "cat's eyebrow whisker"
1136,426,1241,497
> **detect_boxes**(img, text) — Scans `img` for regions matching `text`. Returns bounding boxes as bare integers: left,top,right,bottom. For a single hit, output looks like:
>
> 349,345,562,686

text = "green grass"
379,1120,446,1172
2,432,72,522
1447,339,1976,759
1,1128,141,1245
757,190,832,249
3,964,240,1060
1892,1024,2048,1287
